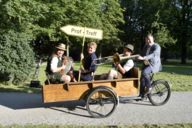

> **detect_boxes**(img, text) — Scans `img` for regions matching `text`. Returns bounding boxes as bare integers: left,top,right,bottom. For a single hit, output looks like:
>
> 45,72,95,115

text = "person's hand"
79,68,86,73
113,62,120,67
63,59,68,65
80,53,84,60
61,64,66,70
79,67,84,72
60,65,66,74
137,55,145,60
78,69,81,74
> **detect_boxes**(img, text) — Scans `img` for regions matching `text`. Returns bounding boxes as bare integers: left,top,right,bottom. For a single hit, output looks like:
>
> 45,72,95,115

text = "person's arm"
144,44,161,60
89,54,97,72
137,44,147,60
115,63,125,74
116,59,134,74
81,54,97,74
51,57,65,73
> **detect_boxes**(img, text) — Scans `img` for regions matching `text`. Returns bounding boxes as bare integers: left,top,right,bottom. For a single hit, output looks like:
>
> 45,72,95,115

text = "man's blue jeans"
140,66,152,95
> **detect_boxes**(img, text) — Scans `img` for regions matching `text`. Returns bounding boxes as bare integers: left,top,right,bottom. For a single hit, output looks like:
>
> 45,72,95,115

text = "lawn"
38,62,192,91
0,61,192,93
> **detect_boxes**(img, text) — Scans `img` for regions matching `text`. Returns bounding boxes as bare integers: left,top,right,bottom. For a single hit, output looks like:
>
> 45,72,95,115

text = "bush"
0,30,35,85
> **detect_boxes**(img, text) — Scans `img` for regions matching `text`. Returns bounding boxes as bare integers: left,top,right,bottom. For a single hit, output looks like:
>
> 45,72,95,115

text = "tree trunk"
181,39,187,64
180,0,189,64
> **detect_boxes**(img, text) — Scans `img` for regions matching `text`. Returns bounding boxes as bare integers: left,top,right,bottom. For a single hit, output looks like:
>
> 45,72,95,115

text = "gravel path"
0,92,192,126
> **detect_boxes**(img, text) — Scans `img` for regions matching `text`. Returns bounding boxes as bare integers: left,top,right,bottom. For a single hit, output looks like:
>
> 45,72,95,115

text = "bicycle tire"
148,80,171,106
86,86,118,118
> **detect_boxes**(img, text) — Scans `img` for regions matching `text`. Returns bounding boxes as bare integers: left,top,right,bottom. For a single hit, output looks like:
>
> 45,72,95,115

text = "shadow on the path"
119,97,153,106
0,92,154,118
50,106,92,118
0,92,86,110
0,93,152,109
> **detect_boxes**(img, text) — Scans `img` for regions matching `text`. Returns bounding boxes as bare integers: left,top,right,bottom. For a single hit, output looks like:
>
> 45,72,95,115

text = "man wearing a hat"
108,44,135,80
46,43,71,83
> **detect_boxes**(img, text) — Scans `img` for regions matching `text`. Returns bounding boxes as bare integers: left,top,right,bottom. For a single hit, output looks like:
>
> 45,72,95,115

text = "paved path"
0,92,192,126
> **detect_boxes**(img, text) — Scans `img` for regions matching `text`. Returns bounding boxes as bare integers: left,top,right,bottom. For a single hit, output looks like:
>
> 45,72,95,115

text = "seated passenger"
107,44,135,80
75,42,97,81
45,43,72,83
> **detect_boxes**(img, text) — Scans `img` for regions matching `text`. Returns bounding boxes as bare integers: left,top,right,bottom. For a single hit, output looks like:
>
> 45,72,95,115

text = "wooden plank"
130,67,140,78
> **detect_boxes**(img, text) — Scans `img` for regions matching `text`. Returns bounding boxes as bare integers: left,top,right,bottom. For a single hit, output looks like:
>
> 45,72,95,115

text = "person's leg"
108,69,118,80
140,66,152,96
68,70,77,82
73,70,79,81
81,74,92,81
61,75,71,83
140,76,146,97
97,73,108,80
142,66,152,88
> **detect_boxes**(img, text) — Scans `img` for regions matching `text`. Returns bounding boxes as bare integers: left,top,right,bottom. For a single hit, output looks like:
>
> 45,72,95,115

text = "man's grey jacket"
142,43,162,73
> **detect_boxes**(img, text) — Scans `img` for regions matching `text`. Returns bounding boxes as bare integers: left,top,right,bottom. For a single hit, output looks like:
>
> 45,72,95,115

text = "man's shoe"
140,97,145,101
145,87,152,95
135,94,145,101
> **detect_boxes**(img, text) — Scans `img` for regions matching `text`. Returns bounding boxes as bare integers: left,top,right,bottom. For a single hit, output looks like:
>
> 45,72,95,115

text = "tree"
121,0,176,54
0,0,125,84
170,0,192,64
0,0,47,84
0,30,35,85
31,0,125,58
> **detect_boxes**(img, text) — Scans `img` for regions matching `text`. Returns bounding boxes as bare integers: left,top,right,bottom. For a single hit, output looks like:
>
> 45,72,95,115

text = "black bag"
30,80,41,88
30,59,42,88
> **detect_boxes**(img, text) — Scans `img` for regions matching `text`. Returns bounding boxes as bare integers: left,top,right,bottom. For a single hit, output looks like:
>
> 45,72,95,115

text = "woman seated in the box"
107,44,135,80
45,43,76,84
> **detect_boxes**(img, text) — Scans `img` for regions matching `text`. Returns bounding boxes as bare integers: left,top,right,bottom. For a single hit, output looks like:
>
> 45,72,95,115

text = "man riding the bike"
138,33,162,98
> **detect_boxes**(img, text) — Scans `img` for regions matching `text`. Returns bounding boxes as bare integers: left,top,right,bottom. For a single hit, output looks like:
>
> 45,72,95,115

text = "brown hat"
124,44,134,52
56,43,66,51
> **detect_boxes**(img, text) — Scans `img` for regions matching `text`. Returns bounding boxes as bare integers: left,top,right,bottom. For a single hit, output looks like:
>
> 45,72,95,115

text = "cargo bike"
42,66,171,118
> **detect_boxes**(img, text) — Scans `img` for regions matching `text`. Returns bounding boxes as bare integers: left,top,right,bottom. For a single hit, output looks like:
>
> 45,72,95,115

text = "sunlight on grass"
0,62,192,93
38,62,192,91
0,83,41,93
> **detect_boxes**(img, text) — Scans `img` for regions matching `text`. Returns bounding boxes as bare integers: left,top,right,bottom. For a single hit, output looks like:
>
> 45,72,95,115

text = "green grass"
153,64,192,91
0,83,41,93
0,123,192,128
0,62,192,93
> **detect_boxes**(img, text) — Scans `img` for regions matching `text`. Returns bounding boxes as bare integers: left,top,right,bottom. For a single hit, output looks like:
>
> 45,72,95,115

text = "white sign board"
60,25,103,40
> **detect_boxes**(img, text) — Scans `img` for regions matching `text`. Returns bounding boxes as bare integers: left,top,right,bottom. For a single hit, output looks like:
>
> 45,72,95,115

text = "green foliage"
151,12,177,47
120,0,192,63
0,0,191,85
0,0,125,84
121,0,176,46
0,30,35,85
39,0,124,41
0,0,49,37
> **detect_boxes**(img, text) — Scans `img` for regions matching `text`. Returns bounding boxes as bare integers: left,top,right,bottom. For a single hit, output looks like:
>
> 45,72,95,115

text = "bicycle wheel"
86,86,118,118
148,80,171,106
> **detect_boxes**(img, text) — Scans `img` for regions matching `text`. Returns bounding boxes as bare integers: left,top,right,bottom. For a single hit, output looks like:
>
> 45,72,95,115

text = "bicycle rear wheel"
86,86,118,118
148,80,171,106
